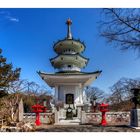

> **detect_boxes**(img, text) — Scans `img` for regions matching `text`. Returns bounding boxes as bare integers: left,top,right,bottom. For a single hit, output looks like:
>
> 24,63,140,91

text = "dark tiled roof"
37,70,102,76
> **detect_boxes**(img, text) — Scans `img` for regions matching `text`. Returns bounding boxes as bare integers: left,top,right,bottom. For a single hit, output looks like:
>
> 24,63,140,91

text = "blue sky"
0,8,140,94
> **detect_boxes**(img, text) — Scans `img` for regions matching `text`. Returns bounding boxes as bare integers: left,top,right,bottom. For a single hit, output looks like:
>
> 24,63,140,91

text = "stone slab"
130,109,140,127
18,99,24,122
128,125,140,129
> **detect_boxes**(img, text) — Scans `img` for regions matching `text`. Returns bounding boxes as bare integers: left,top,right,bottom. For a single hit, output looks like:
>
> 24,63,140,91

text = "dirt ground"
35,124,140,132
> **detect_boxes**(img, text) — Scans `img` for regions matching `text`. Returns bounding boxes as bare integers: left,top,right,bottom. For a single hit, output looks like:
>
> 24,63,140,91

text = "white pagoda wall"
55,85,84,105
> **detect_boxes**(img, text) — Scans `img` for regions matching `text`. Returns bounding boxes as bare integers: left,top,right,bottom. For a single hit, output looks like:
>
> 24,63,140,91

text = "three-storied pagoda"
38,19,101,119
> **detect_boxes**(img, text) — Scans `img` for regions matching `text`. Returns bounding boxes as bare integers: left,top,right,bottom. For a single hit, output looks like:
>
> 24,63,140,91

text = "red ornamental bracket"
32,104,45,126
99,103,109,126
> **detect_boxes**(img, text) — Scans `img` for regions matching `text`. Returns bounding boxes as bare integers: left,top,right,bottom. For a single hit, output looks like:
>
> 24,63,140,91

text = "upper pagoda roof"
53,18,86,54
53,38,86,54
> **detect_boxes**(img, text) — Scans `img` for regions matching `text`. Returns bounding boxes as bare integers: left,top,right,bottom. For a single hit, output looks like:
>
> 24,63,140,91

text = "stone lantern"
91,96,97,113
130,88,140,128
131,88,140,109
32,104,44,126
99,103,109,126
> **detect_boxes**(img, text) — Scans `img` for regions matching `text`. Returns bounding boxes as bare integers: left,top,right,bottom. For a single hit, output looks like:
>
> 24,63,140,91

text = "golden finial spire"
66,18,72,39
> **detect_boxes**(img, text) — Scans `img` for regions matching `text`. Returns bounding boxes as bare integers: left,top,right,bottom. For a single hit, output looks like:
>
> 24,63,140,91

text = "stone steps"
56,118,80,125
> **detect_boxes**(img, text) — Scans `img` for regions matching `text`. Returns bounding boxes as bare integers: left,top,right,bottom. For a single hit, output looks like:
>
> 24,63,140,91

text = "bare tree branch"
100,8,140,53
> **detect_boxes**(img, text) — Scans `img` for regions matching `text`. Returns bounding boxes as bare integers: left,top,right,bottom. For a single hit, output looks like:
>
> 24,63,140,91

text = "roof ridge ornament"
66,18,72,39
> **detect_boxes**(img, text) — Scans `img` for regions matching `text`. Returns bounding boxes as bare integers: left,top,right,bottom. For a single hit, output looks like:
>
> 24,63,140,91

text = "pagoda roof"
50,53,89,61
38,70,102,87
53,38,86,54
50,54,89,69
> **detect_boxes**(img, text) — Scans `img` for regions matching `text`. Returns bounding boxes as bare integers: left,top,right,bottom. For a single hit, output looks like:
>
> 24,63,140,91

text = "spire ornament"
66,18,72,39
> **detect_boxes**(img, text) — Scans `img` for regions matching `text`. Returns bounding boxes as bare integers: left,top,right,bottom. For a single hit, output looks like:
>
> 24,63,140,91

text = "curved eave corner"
37,70,46,80
84,70,102,86
94,70,102,78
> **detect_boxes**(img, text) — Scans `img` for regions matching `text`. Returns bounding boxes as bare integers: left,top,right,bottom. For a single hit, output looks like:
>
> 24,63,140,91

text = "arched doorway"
65,93,74,120
65,93,74,104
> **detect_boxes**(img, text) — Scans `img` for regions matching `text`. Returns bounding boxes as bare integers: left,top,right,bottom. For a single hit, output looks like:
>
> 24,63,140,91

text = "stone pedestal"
83,103,91,113
76,104,83,119
130,109,140,127
81,111,86,124
54,109,59,125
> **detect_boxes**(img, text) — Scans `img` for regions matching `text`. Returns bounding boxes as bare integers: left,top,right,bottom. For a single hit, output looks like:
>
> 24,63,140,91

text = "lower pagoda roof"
38,71,102,87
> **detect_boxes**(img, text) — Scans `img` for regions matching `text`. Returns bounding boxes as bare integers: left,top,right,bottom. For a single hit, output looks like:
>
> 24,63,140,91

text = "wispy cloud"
6,16,19,22
0,11,10,15
0,10,19,23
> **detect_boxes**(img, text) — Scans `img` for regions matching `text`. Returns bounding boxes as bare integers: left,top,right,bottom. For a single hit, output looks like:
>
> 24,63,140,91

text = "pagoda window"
68,65,72,68
61,57,63,60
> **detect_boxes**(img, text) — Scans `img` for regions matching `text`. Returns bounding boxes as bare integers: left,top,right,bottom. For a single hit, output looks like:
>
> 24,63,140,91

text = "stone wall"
82,112,130,125
23,112,130,125
23,113,55,124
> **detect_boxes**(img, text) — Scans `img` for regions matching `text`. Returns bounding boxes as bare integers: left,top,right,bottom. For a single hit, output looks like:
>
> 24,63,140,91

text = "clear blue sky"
0,8,140,94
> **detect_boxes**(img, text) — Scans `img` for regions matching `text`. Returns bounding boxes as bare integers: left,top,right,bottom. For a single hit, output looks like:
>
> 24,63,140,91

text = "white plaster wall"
58,86,65,101
59,65,81,72
56,85,84,105
75,86,83,104
55,85,58,102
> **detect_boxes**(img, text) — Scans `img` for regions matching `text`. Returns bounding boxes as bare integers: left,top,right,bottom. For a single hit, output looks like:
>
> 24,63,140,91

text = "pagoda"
38,18,101,121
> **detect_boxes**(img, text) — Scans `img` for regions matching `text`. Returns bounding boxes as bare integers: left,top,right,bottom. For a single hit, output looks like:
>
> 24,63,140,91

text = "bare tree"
8,79,50,96
106,77,140,104
85,86,105,103
100,8,140,53
7,79,28,94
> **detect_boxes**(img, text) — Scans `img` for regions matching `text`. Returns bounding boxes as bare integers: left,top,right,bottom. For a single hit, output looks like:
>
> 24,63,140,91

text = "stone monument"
130,88,140,128
18,98,24,122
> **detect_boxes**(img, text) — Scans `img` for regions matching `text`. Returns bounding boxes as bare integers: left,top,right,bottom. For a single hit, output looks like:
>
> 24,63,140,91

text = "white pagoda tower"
38,19,101,120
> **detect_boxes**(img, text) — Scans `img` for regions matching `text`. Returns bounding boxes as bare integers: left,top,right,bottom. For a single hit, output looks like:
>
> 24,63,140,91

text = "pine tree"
0,48,21,97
